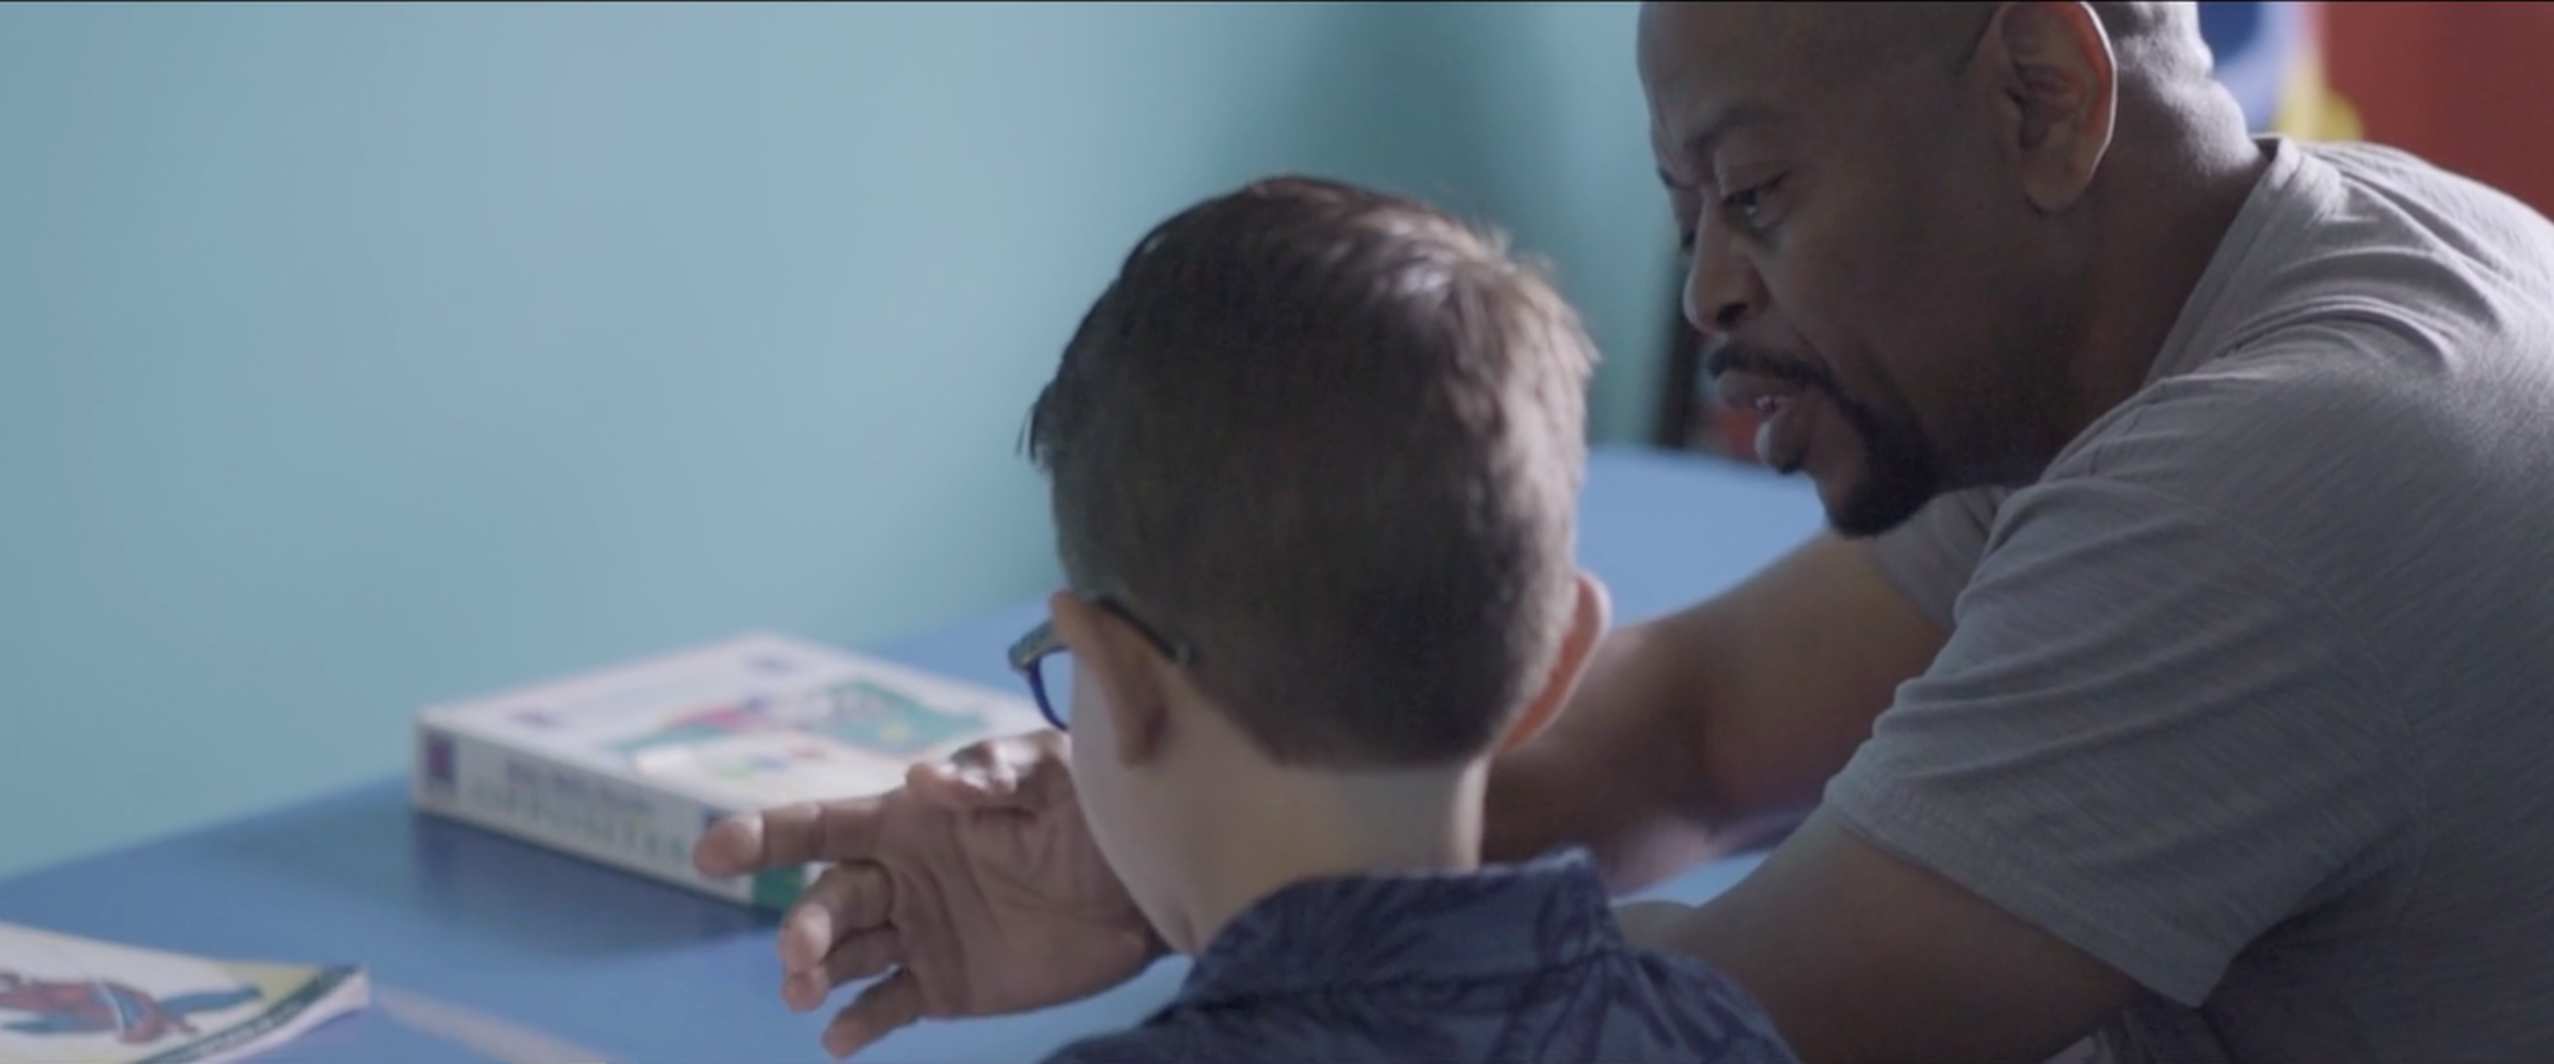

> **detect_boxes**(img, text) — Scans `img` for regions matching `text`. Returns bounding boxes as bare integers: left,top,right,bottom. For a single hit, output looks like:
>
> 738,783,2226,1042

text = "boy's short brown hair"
1026,176,1595,767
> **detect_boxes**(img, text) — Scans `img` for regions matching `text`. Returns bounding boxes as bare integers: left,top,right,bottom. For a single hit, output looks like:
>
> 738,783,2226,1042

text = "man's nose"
1681,222,1762,338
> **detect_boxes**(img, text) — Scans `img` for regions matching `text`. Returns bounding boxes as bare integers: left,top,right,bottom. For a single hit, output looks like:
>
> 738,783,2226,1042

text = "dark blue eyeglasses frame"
1005,594,1196,731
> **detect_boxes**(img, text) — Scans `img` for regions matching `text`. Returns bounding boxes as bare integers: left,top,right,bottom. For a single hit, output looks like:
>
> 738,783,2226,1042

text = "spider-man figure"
0,969,259,1044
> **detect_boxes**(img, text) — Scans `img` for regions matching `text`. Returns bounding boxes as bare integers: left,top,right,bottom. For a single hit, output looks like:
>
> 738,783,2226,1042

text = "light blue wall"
0,2,1673,877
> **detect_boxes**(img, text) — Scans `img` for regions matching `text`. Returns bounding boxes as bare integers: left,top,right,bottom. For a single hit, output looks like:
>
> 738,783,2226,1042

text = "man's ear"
1977,0,2117,212
1046,592,1175,767
1495,571,1612,755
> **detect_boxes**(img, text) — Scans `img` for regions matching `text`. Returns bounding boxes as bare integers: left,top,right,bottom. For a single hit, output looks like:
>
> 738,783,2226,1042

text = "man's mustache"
1703,341,1835,392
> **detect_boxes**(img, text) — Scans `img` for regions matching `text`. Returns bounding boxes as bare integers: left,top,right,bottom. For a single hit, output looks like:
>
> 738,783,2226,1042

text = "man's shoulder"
2071,346,2411,465
2129,138,2554,464
2292,138,2554,293
2049,324,2539,535
2306,139,2554,246
1981,138,2554,565
1991,332,2553,694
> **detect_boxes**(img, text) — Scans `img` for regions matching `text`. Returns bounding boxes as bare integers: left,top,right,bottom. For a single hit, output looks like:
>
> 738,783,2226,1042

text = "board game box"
410,631,1047,910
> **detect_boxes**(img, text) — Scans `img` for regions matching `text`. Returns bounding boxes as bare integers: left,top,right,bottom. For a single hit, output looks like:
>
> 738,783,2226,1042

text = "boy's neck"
1169,759,1489,954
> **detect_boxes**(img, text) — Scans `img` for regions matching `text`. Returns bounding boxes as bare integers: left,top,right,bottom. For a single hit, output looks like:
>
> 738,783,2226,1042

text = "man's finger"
906,731,1072,811
695,797,889,877
782,928,905,1013
905,758,1022,808
953,728,1067,771
780,864,895,973
692,814,765,877
822,969,926,1060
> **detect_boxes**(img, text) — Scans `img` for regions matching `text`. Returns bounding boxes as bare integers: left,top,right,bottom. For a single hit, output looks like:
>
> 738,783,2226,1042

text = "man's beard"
1706,343,1944,537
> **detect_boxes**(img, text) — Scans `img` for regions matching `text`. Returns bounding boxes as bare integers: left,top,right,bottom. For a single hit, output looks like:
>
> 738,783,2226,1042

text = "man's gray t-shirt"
1826,137,2554,1063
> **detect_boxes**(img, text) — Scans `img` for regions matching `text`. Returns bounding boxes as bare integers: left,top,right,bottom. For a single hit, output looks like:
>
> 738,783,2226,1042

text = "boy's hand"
695,731,1159,1059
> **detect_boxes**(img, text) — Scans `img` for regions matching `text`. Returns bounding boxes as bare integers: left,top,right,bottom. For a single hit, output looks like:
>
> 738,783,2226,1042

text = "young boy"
1015,176,1797,1063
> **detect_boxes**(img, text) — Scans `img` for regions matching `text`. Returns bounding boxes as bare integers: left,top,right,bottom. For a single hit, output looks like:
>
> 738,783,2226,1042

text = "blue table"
0,446,1822,1064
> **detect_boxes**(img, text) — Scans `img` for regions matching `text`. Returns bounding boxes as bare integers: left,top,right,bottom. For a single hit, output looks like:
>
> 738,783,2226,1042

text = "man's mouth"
1712,371,1797,414
1712,372,1817,472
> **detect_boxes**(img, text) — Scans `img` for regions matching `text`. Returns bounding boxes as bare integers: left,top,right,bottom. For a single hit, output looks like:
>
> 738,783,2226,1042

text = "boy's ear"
1494,570,1611,755
1046,592,1175,767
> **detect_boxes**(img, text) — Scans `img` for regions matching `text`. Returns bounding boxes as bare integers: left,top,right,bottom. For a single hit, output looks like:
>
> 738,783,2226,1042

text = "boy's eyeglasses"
1006,594,1197,732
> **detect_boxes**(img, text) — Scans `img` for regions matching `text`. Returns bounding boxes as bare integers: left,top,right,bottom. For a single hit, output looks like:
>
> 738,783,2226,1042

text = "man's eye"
1678,225,1698,254
1722,176,1786,234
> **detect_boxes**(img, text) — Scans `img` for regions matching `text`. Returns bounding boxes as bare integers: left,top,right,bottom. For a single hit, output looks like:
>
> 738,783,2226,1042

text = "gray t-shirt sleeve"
1867,486,2005,628
1823,474,2412,1006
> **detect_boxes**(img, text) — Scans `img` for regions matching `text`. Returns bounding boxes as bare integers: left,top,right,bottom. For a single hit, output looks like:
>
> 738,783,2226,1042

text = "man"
696,3,2554,1061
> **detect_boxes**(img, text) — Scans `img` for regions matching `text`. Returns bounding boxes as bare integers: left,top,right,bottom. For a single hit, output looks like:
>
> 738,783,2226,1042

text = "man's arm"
1482,521,2140,1063
1485,532,1947,888
1643,810,2141,1064
1616,463,2412,1062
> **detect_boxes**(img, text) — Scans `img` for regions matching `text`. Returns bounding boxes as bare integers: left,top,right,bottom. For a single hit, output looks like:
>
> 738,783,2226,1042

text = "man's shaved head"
1637,1,2253,534
1643,3,2208,90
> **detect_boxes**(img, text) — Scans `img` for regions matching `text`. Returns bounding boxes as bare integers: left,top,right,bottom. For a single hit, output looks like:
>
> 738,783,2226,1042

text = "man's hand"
693,731,1158,1059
